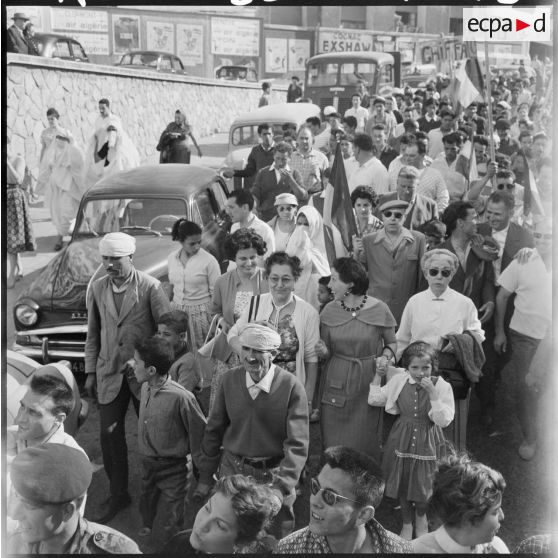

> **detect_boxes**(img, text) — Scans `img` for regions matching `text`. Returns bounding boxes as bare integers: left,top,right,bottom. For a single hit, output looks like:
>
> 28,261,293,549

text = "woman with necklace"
267,193,298,252
209,229,269,411
167,219,221,350
318,257,397,460
227,251,320,410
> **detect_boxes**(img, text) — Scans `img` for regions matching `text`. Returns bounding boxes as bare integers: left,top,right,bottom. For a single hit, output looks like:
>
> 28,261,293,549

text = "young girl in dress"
368,341,454,540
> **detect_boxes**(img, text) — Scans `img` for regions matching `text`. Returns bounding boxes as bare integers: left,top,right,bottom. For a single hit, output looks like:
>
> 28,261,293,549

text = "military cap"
11,444,92,505
378,199,409,213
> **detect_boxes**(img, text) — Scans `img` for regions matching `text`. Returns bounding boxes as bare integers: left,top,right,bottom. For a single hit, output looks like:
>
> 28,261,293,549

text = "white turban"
99,232,136,257
239,323,282,351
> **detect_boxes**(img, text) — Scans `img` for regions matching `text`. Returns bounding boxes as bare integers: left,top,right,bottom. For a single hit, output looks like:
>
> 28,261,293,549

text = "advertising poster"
176,23,204,66
265,37,287,73
112,15,140,54
211,17,260,57
51,8,108,33
288,38,310,71
146,21,175,53
69,32,109,56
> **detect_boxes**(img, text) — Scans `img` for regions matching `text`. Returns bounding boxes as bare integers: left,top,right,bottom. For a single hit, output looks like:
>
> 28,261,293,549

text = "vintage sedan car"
13,164,230,369
115,50,188,74
215,65,258,82
7,350,88,436
34,32,89,62
222,102,321,189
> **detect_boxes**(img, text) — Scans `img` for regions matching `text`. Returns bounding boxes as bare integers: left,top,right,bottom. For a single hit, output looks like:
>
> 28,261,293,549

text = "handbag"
436,350,471,400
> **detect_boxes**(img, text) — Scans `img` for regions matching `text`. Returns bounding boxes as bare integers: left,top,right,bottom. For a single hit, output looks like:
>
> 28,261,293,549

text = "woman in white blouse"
167,219,221,350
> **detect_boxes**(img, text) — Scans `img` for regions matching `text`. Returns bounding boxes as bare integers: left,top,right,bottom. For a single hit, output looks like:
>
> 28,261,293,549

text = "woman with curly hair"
208,229,270,410
351,185,383,238
413,453,508,552
163,474,280,554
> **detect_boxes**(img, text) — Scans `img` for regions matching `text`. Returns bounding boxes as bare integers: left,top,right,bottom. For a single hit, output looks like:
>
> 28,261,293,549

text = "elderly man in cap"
355,198,426,324
85,232,170,523
7,12,30,54
195,322,309,536
7,444,140,554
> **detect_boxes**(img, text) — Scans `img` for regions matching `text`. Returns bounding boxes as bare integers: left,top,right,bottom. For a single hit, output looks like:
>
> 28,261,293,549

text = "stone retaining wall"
7,54,287,179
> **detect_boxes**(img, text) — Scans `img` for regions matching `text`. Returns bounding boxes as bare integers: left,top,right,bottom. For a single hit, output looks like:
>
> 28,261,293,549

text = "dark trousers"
507,329,541,443
139,456,188,530
99,378,140,498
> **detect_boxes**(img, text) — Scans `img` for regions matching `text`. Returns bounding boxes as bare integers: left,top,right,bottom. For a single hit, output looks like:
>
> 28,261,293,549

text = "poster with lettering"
69,32,109,56
211,17,260,57
288,38,310,71
395,38,415,64
146,21,175,53
266,37,287,73
112,14,140,54
317,29,375,54
51,8,108,33
6,6,43,30
177,23,203,66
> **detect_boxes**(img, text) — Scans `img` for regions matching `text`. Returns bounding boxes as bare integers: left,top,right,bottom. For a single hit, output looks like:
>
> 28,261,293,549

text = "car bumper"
13,324,87,364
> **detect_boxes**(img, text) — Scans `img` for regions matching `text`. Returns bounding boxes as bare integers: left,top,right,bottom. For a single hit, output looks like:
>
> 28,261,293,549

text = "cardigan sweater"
198,365,309,496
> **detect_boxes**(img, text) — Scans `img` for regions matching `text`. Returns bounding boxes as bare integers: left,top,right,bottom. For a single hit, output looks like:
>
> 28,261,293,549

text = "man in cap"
355,198,426,324
251,141,307,222
195,322,309,537
7,444,140,554
7,12,30,54
85,232,171,523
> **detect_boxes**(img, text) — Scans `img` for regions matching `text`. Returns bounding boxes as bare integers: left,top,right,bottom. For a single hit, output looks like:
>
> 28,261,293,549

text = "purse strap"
248,294,261,322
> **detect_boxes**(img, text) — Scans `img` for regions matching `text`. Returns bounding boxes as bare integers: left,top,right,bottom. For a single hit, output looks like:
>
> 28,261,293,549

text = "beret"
274,193,298,206
11,444,92,505
239,323,281,351
379,199,409,213
99,232,136,257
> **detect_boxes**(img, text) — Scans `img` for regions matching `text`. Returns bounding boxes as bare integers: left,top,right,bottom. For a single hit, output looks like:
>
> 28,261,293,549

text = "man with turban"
195,322,309,538
7,444,140,554
84,232,170,523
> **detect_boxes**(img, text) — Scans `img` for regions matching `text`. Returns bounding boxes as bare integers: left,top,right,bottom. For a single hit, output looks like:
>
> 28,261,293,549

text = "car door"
158,55,172,73
171,56,185,74
69,40,89,62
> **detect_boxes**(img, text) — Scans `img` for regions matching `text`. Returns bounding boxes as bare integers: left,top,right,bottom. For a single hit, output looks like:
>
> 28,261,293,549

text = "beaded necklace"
340,294,368,317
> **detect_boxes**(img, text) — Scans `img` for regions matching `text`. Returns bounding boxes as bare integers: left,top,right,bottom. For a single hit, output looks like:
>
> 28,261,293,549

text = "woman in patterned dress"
209,229,269,411
7,143,36,288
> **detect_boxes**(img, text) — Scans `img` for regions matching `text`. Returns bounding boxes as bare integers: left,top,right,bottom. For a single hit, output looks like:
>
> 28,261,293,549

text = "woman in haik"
157,109,202,164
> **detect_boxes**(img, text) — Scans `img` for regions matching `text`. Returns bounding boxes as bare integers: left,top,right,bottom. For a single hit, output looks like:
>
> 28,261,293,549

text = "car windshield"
231,123,289,147
121,53,159,67
74,197,187,236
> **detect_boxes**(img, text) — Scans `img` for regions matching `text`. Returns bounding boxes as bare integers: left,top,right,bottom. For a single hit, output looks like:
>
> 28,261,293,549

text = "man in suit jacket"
378,165,438,231
477,191,534,426
251,142,307,222
7,12,30,54
84,233,170,523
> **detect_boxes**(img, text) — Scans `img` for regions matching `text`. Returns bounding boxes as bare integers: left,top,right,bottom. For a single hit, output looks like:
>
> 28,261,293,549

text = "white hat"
99,232,136,257
239,323,281,351
274,193,298,206
323,106,337,117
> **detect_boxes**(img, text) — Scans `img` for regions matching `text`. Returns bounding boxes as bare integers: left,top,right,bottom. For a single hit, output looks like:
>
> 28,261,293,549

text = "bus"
304,51,402,115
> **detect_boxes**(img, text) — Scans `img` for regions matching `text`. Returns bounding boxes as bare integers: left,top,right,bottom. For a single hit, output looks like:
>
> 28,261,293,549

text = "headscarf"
238,323,282,351
98,232,136,257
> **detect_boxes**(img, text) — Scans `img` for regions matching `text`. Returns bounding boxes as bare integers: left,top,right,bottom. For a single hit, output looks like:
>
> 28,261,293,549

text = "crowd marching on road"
5,23,555,555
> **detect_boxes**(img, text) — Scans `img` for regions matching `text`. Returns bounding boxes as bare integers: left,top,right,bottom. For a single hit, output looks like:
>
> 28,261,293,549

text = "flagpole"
483,41,496,166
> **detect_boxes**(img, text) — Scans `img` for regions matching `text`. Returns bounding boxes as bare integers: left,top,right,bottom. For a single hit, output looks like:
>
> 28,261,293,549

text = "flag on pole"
521,152,545,218
328,143,358,253
453,57,485,110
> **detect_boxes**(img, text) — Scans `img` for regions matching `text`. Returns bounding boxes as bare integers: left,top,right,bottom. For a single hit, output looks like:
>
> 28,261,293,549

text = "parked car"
115,50,188,74
12,164,231,369
7,350,88,436
215,65,258,82
34,32,89,62
222,102,321,189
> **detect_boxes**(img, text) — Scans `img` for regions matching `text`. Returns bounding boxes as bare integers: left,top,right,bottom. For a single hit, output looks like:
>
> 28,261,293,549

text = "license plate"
71,361,85,374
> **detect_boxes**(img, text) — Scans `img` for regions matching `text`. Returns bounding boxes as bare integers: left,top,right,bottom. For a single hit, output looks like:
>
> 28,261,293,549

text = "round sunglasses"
310,477,363,507
496,183,514,191
382,210,404,219
428,268,452,278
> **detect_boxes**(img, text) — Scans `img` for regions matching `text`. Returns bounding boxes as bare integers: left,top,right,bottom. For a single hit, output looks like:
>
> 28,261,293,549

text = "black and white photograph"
3,0,556,554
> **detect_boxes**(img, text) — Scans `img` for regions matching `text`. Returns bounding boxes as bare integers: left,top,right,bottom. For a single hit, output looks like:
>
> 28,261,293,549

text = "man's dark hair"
424,98,438,108
439,109,455,120
518,130,533,142
261,82,270,92
441,201,475,237
291,76,299,81
342,116,357,130
257,123,272,135
322,446,385,508
46,107,60,119
442,132,463,146
495,119,511,131
487,191,514,212
473,135,489,147
158,310,189,335
98,98,110,107
306,116,321,128
229,189,255,211
372,124,386,133
273,141,293,156
29,374,74,417
351,93,362,100
134,336,174,376
352,133,374,152
496,169,515,181
403,119,418,132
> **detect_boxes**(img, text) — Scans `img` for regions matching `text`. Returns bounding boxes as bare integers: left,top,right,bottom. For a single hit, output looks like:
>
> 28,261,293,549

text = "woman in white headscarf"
285,205,330,309
38,131,86,251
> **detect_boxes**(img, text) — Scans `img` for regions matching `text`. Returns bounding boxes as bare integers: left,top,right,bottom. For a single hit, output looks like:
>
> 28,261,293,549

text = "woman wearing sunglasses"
395,249,485,449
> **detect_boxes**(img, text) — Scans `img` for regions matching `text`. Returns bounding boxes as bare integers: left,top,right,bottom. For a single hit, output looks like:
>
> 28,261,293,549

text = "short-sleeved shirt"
290,149,329,193
348,156,389,195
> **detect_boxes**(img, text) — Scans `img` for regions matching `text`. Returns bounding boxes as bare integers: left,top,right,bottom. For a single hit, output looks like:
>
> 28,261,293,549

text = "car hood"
20,235,175,311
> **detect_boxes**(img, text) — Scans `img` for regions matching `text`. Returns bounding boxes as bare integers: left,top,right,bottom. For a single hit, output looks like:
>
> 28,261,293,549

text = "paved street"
6,132,555,552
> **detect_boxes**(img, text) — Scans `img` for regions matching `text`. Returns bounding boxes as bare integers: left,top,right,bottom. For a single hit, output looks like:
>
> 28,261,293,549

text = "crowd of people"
6,51,554,554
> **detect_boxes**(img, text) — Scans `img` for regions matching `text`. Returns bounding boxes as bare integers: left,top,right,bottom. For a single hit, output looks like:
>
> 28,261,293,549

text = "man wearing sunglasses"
277,446,411,553
356,198,426,324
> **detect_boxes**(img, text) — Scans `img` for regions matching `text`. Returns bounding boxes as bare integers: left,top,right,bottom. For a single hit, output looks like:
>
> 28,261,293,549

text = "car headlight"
15,303,39,326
